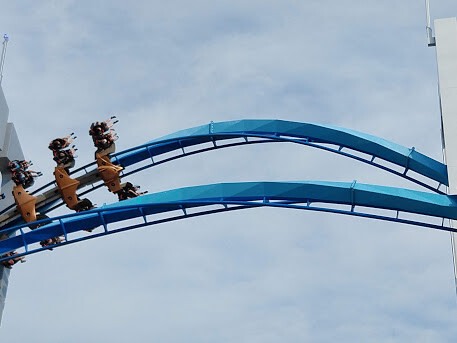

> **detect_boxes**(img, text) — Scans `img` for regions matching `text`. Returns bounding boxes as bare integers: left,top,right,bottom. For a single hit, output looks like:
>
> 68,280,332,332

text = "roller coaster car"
95,142,116,158
52,150,75,168
49,135,78,170
53,146,95,219
96,155,124,193
12,184,38,223
54,167,81,210
52,149,76,170
90,118,118,157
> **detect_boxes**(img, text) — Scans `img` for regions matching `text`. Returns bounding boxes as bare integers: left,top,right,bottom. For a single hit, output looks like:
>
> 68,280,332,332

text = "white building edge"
0,83,25,325
434,17,457,292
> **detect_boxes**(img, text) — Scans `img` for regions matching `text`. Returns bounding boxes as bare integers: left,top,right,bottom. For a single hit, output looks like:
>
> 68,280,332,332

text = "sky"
1,0,457,341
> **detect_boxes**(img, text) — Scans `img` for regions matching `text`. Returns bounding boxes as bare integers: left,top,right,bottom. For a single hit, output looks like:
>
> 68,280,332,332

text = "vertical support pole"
0,34,8,85
434,17,457,296
425,0,436,46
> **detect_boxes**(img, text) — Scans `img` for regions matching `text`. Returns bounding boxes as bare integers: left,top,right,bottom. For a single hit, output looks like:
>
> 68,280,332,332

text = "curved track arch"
116,119,448,187
0,120,448,230
0,181,456,262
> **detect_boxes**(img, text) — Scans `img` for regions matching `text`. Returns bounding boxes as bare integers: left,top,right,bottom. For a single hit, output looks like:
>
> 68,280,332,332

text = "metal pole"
425,0,436,46
0,34,9,85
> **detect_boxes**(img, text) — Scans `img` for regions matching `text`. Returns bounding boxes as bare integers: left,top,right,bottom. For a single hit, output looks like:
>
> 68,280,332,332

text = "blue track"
0,181,455,262
0,119,446,230
0,119,450,261
117,119,448,187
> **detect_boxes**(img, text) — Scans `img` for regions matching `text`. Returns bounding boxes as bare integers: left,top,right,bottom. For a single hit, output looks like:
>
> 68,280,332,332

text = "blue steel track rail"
0,119,447,221
0,181,456,262
117,119,448,186
33,119,452,192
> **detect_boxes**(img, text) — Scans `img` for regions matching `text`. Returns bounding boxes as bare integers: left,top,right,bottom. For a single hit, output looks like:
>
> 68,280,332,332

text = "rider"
48,133,77,151
74,198,95,212
49,134,78,168
7,160,21,172
94,133,118,150
116,182,147,201
73,198,97,232
40,237,62,248
89,116,118,135
10,160,42,188
8,160,42,176
90,116,119,151
1,251,25,269
52,146,78,165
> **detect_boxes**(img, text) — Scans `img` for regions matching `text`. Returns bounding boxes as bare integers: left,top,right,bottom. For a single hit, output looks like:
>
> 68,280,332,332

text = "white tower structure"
0,35,26,325
432,17,457,292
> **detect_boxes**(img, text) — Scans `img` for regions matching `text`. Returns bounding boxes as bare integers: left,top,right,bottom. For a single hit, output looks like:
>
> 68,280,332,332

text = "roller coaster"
0,119,454,266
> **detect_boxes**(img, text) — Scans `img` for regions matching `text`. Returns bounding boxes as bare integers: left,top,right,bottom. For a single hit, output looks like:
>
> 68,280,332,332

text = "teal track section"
12,118,446,221
115,119,448,187
1,181,456,261
0,119,450,261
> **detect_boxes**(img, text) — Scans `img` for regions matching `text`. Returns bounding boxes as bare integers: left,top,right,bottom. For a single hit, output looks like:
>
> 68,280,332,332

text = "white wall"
434,17,457,292
0,84,25,326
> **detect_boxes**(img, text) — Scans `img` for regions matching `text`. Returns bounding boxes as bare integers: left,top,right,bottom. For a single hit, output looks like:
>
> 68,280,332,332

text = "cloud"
1,0,457,342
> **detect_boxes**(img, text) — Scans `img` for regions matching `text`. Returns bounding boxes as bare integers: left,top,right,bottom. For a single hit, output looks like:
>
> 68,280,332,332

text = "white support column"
434,17,457,291
0,83,25,326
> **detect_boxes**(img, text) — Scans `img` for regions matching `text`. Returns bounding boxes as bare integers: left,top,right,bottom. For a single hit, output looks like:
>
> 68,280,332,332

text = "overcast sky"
1,1,457,342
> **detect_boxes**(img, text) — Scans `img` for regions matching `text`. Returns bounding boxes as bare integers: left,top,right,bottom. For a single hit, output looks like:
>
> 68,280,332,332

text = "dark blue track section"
1,181,456,261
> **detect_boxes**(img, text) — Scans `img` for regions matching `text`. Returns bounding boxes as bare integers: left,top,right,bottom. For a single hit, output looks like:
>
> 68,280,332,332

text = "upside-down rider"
1,251,25,269
116,182,148,201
